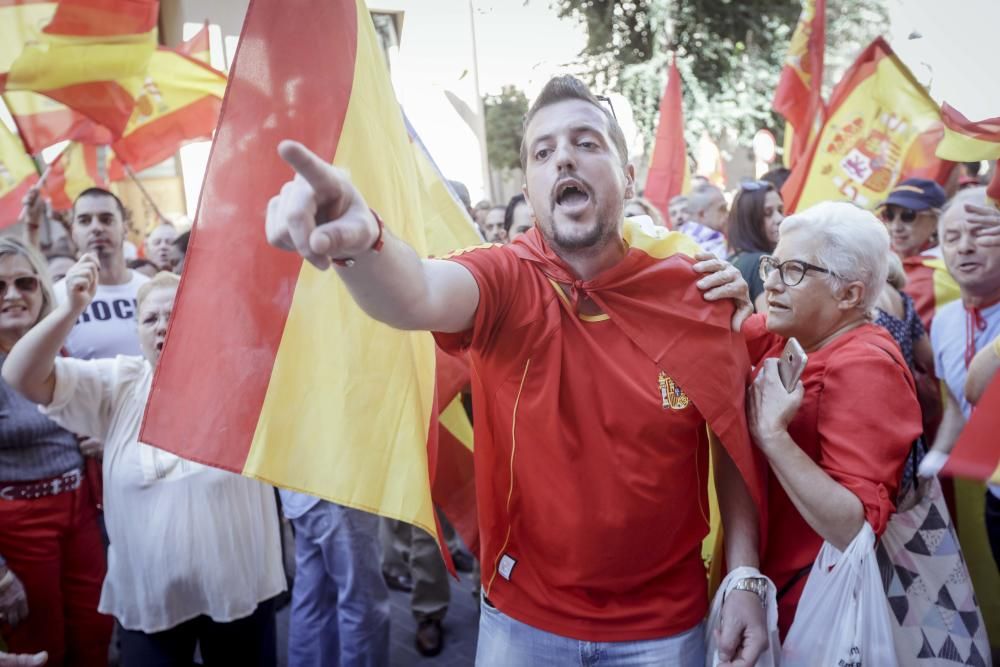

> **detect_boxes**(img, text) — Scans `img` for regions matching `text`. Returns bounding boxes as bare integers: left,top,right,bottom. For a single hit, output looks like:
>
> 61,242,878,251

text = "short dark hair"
73,187,126,220
761,167,791,192
174,230,190,255
504,194,526,232
727,182,778,255
519,75,628,170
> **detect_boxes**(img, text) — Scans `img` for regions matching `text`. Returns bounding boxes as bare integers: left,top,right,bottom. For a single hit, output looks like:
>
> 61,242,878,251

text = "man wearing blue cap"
878,177,958,330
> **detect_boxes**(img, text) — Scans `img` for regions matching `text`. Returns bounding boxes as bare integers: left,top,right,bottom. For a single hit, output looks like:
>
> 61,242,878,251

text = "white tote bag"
781,524,898,666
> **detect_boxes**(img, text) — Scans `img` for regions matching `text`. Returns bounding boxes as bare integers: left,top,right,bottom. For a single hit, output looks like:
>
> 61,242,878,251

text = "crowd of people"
0,72,999,667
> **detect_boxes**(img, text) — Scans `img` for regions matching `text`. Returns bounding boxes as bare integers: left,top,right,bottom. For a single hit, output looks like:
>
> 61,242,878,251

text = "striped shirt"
677,221,727,258
0,354,82,483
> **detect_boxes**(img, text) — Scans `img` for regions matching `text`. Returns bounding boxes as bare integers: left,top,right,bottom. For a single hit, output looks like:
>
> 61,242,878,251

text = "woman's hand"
693,252,753,331
0,567,29,628
63,254,99,314
748,357,804,452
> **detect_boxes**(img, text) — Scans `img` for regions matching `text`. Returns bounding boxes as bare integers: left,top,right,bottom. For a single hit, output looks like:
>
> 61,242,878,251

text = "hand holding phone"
777,338,807,392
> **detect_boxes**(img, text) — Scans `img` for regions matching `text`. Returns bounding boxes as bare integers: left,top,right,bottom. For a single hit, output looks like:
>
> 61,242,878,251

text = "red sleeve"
741,313,782,365
432,245,521,354
816,341,922,535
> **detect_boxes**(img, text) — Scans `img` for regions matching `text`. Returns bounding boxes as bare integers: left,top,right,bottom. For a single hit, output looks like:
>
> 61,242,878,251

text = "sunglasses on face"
0,276,39,297
879,207,918,224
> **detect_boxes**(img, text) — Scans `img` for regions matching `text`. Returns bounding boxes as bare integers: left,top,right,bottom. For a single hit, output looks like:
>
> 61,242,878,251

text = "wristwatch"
732,576,768,608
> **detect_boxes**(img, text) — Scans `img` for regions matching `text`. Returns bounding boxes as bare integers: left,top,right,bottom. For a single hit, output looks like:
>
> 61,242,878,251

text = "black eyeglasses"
595,95,617,120
879,206,918,224
759,256,838,287
0,276,39,297
740,180,771,192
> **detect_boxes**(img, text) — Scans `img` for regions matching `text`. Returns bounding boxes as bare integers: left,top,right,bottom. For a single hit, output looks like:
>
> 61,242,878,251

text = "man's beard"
544,201,621,254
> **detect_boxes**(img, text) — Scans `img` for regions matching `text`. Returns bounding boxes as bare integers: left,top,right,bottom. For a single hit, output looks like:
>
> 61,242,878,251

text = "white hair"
779,201,889,311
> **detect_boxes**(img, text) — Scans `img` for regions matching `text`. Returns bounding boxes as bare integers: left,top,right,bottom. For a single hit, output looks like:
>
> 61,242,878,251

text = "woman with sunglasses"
726,180,784,312
743,202,921,638
0,238,112,665
2,257,286,666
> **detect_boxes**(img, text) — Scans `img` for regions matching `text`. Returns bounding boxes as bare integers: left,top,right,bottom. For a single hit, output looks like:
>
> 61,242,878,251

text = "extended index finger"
277,140,344,199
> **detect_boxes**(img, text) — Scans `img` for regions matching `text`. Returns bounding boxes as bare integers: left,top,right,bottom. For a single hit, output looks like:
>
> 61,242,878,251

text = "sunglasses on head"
740,180,770,192
879,207,918,224
0,276,39,297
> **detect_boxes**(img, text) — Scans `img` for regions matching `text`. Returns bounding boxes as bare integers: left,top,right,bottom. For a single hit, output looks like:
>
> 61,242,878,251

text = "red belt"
0,468,83,501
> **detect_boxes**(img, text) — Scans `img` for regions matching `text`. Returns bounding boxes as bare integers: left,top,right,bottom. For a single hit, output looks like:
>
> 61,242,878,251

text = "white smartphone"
777,337,808,392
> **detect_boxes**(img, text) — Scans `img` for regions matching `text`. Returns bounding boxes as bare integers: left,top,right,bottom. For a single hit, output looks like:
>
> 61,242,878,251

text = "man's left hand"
716,589,769,666
693,253,753,332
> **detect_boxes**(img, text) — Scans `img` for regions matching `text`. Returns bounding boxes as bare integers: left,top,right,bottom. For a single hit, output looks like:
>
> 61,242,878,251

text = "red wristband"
331,209,385,267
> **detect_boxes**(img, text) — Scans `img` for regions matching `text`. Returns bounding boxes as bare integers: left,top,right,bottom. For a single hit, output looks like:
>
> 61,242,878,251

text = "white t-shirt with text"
54,270,149,360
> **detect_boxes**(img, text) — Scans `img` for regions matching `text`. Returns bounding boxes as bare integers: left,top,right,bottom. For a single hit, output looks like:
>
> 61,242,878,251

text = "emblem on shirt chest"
658,371,690,410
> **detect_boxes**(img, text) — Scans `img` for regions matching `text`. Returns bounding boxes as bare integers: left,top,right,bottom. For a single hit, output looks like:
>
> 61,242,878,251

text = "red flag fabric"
42,143,110,210
773,0,826,168
644,55,689,224
944,376,1000,484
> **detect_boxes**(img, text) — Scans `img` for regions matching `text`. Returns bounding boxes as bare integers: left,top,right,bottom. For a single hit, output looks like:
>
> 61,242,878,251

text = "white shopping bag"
706,567,780,667
781,524,898,667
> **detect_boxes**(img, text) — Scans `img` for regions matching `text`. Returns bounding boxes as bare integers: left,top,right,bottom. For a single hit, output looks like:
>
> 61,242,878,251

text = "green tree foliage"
484,85,530,172
554,0,887,155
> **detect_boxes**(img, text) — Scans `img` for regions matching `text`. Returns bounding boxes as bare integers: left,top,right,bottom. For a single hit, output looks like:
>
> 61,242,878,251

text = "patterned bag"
877,476,991,666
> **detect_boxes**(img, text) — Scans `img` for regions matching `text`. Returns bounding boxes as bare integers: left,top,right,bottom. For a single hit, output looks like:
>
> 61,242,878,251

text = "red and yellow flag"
0,120,39,227
141,0,480,544
42,142,111,210
644,55,690,225
944,375,1000,484
108,42,227,178
936,104,1000,203
782,38,953,213
176,22,211,63
0,0,159,138
0,0,112,154
774,0,826,169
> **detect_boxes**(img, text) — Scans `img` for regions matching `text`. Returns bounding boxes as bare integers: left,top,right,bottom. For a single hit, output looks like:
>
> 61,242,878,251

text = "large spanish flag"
936,104,1000,203
0,119,39,227
0,0,112,154
774,0,825,169
644,54,690,225
0,0,159,138
141,0,480,543
108,43,227,178
782,38,952,213
42,142,111,210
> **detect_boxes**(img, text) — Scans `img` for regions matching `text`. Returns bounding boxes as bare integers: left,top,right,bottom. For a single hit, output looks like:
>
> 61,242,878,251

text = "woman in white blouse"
2,256,286,666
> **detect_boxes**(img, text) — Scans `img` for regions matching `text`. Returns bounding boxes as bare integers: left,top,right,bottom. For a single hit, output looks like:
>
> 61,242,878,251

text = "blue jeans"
475,597,706,666
287,501,390,667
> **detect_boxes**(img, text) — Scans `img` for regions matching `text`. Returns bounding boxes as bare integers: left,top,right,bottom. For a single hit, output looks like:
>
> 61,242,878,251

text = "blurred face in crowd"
483,207,508,244
0,254,43,347
668,199,689,227
47,255,76,284
692,189,728,232
146,225,178,270
508,200,535,241
522,98,634,253
762,229,865,350
940,206,1000,301
880,205,938,258
138,286,177,366
762,191,785,245
72,194,126,261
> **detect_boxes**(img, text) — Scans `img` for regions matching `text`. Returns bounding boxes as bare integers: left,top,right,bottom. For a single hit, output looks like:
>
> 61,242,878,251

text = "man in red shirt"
265,76,768,666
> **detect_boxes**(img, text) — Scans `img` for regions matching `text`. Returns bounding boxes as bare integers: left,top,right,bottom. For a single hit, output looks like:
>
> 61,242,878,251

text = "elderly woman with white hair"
743,201,922,638
2,256,286,666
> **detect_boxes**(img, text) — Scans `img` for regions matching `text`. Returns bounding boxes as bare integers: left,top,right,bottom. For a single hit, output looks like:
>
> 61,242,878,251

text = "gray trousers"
380,518,450,621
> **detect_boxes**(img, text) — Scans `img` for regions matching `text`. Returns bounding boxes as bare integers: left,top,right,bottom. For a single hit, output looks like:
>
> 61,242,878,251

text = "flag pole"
122,162,170,225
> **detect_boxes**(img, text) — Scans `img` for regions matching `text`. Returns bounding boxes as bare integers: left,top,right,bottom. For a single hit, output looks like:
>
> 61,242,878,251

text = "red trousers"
0,475,111,666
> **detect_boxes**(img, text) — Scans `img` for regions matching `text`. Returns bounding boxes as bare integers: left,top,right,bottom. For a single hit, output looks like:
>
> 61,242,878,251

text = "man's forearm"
2,303,80,405
930,390,965,455
711,433,760,569
763,433,864,551
331,230,476,333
